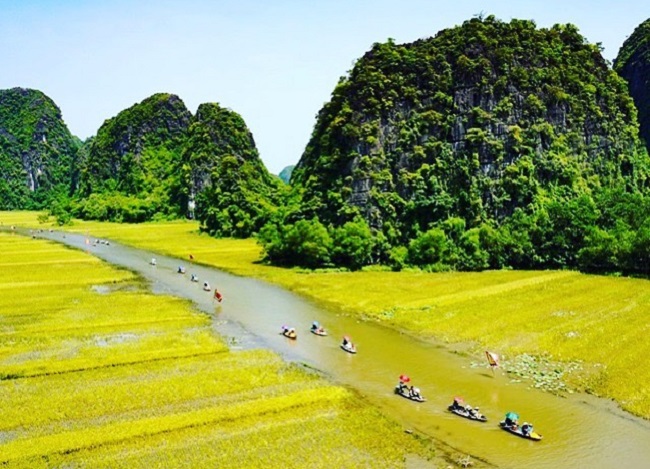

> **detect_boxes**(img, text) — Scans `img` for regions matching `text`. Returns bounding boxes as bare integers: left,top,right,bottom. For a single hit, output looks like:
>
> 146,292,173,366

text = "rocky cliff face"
292,16,648,241
615,18,650,154
0,88,79,209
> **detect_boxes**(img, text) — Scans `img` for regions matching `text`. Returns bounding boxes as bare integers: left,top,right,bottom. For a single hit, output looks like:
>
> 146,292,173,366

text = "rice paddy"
3,211,649,420
0,229,438,467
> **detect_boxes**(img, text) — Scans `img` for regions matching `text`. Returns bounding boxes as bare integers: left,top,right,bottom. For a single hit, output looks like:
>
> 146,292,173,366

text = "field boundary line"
0,350,227,381
400,271,576,308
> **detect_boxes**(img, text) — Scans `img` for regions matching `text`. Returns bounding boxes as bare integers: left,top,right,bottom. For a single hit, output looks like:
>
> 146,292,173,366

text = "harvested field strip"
1,259,99,267
399,271,575,308
3,395,414,469
0,352,314,432
8,380,334,442
0,387,348,462
0,332,227,379
0,317,202,337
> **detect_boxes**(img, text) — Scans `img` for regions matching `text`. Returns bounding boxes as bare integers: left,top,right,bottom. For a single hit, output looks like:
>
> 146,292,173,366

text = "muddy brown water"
30,231,650,468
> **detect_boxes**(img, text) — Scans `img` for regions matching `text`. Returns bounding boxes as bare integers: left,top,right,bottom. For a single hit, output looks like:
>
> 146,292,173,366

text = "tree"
331,218,375,270
258,217,332,268
577,228,619,273
407,228,449,268
626,222,650,275
458,228,489,270
285,219,332,268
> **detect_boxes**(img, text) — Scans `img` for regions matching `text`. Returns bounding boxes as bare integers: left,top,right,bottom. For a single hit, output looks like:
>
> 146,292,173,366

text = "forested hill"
615,18,650,154
75,93,192,220
0,88,79,209
0,89,280,234
72,95,280,235
179,103,282,237
284,16,650,271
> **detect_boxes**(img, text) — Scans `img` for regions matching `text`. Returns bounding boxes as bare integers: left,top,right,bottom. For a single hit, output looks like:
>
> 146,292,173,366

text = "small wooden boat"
310,328,327,336
499,421,543,441
340,342,357,353
282,329,297,340
394,386,426,402
448,405,487,422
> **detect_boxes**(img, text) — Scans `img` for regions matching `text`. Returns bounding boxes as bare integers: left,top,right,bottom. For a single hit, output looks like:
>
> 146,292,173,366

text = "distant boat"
310,321,327,336
499,421,542,440
281,327,297,340
340,338,356,354
394,385,426,402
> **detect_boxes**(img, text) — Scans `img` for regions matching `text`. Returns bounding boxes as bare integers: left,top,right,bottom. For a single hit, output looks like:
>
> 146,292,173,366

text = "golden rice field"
0,230,440,467
3,211,649,419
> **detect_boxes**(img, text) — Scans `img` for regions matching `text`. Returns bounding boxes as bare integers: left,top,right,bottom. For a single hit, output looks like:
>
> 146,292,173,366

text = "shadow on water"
29,230,650,469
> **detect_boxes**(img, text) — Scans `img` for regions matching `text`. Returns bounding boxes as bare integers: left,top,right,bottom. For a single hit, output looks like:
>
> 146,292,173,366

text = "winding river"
35,230,650,468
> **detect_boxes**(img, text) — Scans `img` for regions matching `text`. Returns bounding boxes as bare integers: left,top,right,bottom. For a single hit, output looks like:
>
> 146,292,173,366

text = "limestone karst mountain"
0,88,79,209
291,16,649,246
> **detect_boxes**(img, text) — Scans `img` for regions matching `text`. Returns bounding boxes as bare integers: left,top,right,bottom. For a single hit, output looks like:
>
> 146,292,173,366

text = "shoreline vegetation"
3,211,649,421
0,224,448,467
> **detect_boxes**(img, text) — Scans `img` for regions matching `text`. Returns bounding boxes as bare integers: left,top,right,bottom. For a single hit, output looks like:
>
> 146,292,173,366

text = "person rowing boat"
281,326,297,339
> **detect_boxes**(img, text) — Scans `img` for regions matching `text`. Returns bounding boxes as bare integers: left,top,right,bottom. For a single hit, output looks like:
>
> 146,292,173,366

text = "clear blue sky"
0,0,647,173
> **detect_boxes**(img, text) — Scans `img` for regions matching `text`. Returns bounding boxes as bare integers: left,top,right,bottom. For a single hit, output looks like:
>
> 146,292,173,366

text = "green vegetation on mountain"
274,16,650,273
180,103,282,237
66,95,280,234
615,18,650,154
0,88,79,210
75,93,191,222
3,16,650,276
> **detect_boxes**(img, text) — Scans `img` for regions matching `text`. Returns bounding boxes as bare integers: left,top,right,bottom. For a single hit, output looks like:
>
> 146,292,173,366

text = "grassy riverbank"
3,211,649,419
0,228,442,467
